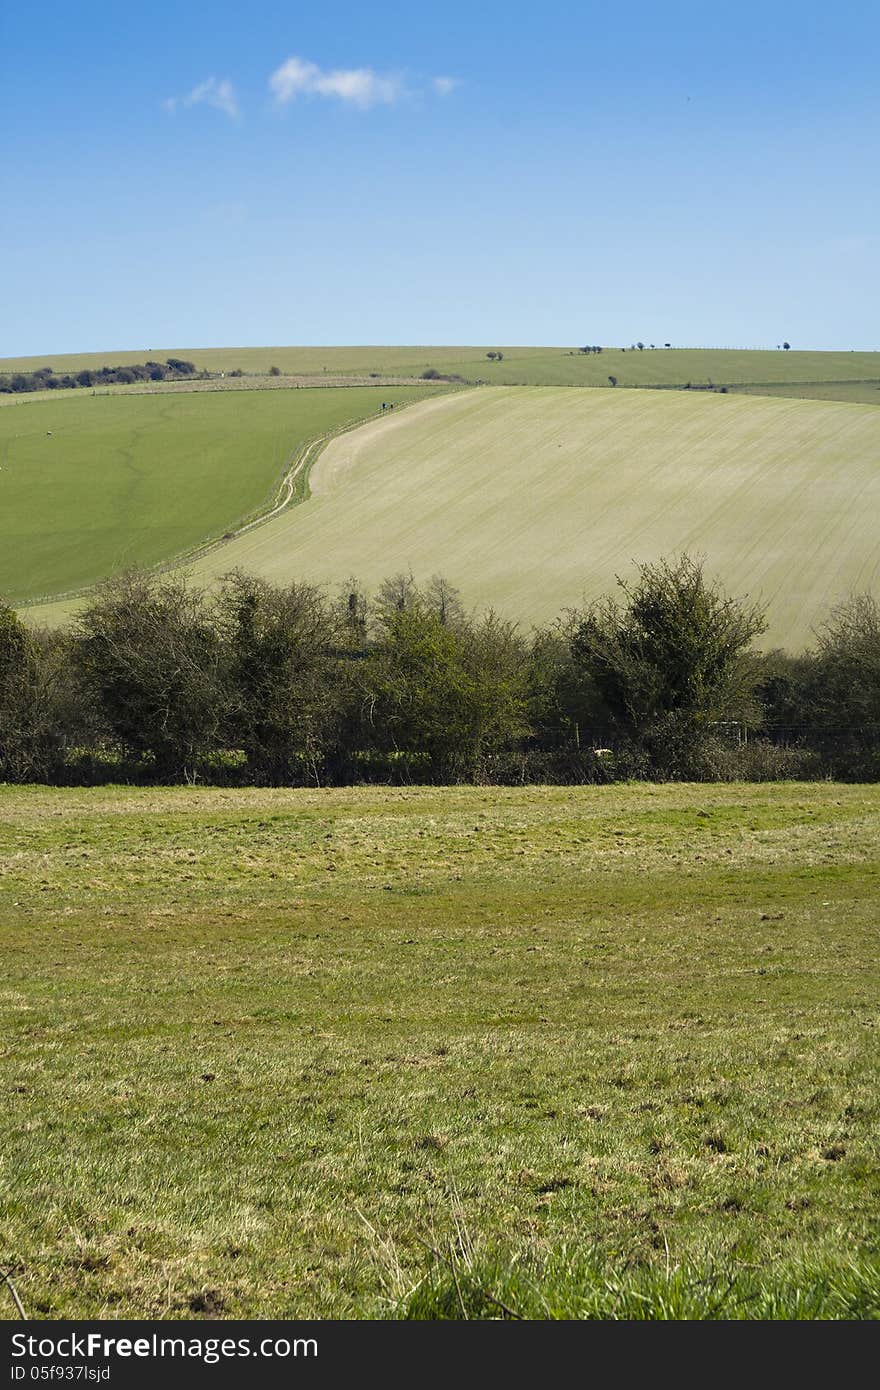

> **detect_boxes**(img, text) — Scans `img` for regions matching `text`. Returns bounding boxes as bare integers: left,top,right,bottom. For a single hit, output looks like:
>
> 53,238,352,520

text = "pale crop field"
185,386,880,651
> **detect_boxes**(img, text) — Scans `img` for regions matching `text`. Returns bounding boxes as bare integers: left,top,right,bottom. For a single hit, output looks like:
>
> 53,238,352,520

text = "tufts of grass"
393,1242,880,1319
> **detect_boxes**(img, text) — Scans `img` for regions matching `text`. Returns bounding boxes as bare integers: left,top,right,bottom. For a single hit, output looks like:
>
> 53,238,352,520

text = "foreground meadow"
1,783,878,1319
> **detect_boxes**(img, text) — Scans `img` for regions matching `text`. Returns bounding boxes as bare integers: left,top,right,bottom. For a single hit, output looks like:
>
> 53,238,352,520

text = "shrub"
75,572,226,781
570,556,766,777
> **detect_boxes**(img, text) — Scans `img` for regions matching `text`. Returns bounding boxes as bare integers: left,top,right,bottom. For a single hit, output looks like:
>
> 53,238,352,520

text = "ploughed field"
1,783,878,1319
189,386,880,651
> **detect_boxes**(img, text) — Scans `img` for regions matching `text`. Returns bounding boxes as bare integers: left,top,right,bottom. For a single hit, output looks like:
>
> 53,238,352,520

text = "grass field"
733,381,880,407
0,386,438,606
4,345,880,396
1,782,878,1319
180,386,880,651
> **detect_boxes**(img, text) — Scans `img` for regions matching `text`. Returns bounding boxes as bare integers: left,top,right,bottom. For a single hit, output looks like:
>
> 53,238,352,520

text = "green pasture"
733,381,880,407
185,386,880,651
1,782,878,1318
4,345,880,397
0,385,436,606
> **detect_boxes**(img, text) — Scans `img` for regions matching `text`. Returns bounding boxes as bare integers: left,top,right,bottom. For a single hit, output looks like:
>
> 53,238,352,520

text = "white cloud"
164,77,239,119
432,76,459,96
269,55,403,109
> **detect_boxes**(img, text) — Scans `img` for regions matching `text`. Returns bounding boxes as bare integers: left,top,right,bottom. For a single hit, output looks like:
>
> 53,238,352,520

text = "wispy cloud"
164,77,239,119
269,55,404,109
432,76,460,97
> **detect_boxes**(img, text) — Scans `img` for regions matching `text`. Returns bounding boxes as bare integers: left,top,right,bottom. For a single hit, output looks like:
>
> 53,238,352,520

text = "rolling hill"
9,349,880,649
0,385,438,605
177,385,880,650
4,344,880,397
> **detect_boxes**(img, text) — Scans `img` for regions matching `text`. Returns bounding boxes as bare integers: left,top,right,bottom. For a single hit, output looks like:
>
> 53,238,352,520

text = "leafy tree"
800,594,880,777
75,572,225,780
217,573,344,784
454,610,531,778
357,604,470,779
356,585,529,781
754,649,815,733
0,602,29,684
524,619,611,776
0,604,34,778
0,607,90,781
570,556,766,775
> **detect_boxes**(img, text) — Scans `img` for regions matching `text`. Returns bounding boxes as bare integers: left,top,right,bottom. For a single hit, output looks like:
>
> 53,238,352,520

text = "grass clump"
396,1244,880,1319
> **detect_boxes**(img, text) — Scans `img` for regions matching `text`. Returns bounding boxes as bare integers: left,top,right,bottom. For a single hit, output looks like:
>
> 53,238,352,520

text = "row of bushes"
0,358,198,393
1,557,878,785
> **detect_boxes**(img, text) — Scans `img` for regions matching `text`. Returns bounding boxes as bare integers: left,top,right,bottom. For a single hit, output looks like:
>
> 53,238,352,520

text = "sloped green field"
185,386,880,650
0,385,435,605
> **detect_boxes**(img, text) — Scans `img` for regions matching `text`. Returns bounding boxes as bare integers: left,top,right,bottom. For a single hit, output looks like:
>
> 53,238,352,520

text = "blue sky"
2,0,878,355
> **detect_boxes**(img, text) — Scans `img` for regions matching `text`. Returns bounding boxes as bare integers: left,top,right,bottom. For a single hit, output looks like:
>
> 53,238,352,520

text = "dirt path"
20,388,471,624
181,389,471,566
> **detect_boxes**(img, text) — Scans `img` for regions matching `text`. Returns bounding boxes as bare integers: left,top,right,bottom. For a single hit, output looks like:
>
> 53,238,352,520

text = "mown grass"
0,385,439,606
1,783,878,1319
4,345,880,395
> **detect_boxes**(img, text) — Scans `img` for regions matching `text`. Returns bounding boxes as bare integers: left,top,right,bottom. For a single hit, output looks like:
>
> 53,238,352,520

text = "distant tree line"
2,557,879,786
0,359,199,394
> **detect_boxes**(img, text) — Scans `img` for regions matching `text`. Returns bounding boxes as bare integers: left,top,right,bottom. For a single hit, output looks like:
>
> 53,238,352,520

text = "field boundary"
19,385,469,611
0,375,454,409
